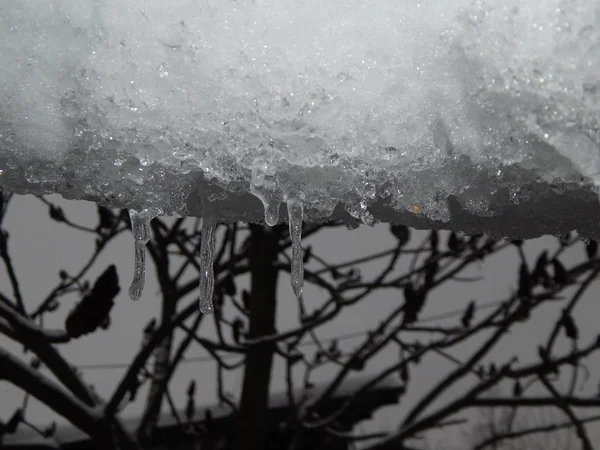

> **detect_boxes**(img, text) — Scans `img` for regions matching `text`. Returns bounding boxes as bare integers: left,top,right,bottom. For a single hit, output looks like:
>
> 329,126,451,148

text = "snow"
0,0,599,239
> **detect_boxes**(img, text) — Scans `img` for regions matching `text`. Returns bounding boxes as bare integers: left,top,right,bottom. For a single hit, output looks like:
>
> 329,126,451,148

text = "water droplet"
128,209,157,301
287,196,304,299
199,216,216,314
252,188,280,226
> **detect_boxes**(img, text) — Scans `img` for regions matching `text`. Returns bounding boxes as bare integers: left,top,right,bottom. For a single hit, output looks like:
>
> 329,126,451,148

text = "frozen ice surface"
1,0,600,238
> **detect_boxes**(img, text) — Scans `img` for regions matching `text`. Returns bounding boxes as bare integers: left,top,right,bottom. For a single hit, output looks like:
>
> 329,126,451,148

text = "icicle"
198,215,216,315
128,209,155,301
250,157,280,226
286,196,304,299
262,196,281,227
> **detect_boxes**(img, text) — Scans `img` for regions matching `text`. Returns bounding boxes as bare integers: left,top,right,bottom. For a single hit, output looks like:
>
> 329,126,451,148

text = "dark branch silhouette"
0,194,599,450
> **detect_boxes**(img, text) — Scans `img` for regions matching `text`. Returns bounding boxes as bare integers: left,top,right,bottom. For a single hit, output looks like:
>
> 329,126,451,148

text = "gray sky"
2,193,600,448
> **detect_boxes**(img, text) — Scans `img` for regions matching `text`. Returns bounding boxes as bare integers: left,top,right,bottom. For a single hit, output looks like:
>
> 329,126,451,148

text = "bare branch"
0,301,70,343
0,300,96,406
537,374,593,450
0,347,101,437
106,299,199,417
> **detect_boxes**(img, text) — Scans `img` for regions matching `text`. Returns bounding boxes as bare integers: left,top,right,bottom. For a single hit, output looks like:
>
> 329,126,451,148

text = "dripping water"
128,209,155,301
198,215,217,315
286,196,304,299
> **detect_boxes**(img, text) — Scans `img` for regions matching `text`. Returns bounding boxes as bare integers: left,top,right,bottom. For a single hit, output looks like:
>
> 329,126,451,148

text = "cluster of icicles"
127,159,305,313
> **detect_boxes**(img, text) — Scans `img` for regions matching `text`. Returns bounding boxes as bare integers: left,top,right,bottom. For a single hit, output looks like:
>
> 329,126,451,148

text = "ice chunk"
0,0,599,238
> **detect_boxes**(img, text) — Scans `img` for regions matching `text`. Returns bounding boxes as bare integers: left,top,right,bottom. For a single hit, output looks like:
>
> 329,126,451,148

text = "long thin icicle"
128,209,154,301
198,216,217,314
287,196,304,299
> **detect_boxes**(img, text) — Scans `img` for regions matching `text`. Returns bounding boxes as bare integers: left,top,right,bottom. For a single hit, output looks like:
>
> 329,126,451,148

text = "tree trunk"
234,224,281,450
